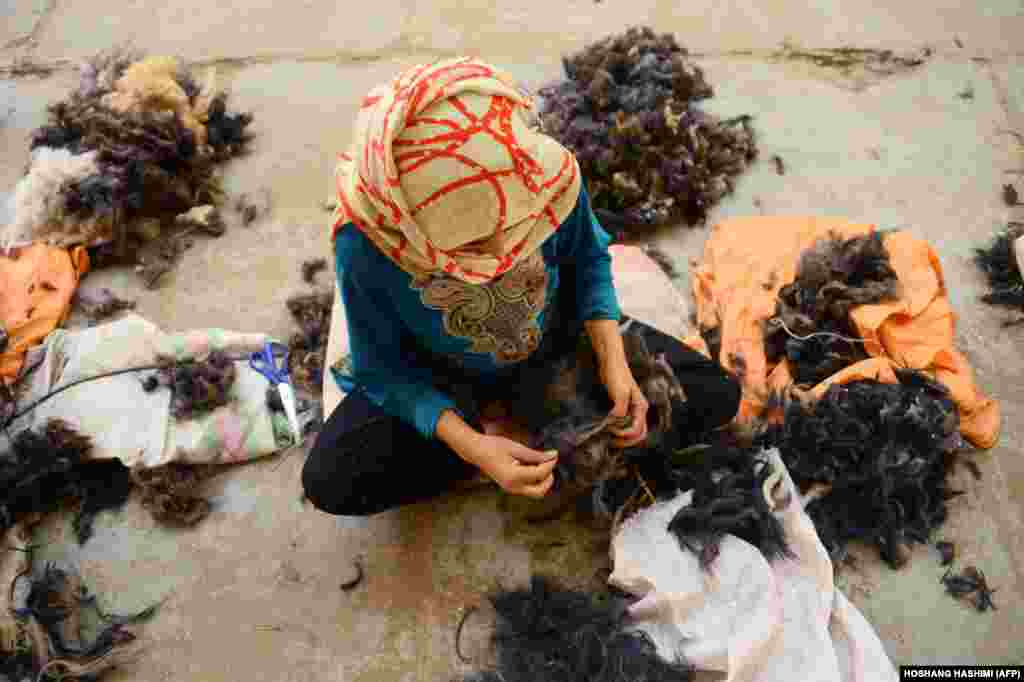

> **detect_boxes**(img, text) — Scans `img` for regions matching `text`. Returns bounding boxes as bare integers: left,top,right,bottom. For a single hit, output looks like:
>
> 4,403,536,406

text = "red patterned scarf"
332,57,581,284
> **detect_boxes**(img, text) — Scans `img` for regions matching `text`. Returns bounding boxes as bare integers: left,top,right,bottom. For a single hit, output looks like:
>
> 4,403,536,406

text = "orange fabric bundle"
685,216,1000,449
0,244,90,384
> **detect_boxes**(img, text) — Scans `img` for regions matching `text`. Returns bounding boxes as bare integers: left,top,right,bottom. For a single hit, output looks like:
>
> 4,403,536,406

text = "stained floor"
2,2,1024,679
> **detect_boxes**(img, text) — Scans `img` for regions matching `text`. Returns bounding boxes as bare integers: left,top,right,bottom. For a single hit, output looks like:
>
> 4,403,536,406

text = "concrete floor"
3,1,1024,679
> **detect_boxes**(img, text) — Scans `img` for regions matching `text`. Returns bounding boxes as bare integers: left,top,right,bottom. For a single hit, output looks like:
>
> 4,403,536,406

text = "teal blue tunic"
331,185,621,439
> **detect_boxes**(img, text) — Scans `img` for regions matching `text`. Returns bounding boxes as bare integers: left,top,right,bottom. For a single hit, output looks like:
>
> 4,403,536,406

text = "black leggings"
302,317,741,517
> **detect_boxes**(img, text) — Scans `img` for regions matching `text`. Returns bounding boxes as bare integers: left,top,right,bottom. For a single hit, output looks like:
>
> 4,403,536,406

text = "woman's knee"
300,392,396,516
301,434,376,517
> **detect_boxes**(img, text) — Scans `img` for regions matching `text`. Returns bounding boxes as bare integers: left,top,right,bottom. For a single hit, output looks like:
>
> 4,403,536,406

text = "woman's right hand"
473,435,559,498
436,409,558,498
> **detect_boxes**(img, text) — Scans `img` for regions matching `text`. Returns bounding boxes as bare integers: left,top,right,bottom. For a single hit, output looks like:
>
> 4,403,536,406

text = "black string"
1,354,250,433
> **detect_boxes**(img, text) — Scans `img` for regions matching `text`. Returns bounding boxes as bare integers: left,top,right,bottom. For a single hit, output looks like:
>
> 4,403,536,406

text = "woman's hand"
472,435,559,498
585,319,649,448
436,410,558,498
600,358,649,448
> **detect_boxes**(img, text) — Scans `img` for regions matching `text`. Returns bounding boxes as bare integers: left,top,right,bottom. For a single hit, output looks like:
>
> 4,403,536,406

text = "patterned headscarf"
331,58,582,284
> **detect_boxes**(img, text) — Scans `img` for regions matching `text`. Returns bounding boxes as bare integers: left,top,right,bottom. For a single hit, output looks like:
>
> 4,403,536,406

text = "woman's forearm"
436,409,485,467
440,323,626,464
585,318,628,372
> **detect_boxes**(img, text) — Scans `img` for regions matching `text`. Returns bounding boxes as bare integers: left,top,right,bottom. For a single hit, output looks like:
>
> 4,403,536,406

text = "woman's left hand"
600,359,649,448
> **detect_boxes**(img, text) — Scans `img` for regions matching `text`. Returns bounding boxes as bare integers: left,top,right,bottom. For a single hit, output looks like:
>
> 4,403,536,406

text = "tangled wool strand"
767,317,869,346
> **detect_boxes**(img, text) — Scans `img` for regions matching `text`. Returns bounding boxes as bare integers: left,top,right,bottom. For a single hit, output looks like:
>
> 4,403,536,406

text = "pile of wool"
664,446,792,570
233,188,272,226
3,48,252,268
132,209,227,288
4,147,104,250
72,287,137,321
286,294,332,396
131,462,211,527
762,231,900,386
592,444,792,571
100,56,208,145
465,324,790,568
34,49,252,161
0,419,132,545
462,575,692,682
1,418,215,560
973,223,1024,316
941,564,998,613
145,351,238,421
496,329,686,496
286,261,334,397
538,26,757,235
71,459,134,544
17,99,218,251
755,370,965,569
75,46,145,100
2,563,156,682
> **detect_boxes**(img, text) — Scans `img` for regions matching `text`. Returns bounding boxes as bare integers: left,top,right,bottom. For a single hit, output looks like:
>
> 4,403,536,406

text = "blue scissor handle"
249,341,290,385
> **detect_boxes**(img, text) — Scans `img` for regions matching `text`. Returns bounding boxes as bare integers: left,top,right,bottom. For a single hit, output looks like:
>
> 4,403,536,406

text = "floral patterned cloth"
9,314,299,468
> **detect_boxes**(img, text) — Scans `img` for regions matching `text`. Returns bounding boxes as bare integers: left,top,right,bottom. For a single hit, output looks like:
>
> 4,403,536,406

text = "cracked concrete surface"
3,1,1024,679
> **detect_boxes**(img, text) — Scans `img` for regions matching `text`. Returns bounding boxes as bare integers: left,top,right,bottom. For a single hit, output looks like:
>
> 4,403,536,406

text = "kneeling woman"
302,59,741,517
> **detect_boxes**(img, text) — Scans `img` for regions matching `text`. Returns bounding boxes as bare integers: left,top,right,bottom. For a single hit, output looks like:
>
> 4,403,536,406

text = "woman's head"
332,58,581,283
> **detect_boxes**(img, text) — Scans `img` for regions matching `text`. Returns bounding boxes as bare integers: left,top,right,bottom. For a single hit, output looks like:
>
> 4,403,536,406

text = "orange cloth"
0,244,90,384
686,216,1000,449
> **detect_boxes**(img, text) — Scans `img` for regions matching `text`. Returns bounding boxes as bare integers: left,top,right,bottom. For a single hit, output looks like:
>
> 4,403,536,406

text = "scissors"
249,341,302,442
